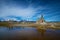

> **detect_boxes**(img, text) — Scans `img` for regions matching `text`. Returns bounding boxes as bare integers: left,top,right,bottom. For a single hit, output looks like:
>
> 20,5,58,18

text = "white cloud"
0,5,36,19
0,3,47,21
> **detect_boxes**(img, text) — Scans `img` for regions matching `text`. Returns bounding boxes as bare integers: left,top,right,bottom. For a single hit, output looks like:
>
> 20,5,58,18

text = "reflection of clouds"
9,27,38,37
0,27,60,38
0,27,38,37
0,27,8,31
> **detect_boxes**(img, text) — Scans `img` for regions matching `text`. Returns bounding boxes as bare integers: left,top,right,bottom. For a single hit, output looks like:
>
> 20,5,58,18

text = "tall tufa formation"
36,14,45,24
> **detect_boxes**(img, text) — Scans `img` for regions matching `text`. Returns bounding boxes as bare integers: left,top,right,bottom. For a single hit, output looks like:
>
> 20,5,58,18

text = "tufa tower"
36,14,45,24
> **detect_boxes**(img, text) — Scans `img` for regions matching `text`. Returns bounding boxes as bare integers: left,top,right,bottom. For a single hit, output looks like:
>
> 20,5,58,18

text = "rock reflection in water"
0,27,60,40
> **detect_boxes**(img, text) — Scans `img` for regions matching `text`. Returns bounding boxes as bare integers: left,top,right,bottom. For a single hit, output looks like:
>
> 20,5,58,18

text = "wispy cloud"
0,0,60,21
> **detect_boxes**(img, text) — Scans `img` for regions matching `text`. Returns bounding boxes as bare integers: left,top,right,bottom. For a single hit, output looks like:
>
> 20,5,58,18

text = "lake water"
0,26,60,40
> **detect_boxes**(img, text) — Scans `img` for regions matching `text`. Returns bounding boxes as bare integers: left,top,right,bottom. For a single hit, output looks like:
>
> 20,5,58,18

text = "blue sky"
0,0,60,21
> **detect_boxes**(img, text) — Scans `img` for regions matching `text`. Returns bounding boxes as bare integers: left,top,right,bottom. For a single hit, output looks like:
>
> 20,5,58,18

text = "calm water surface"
0,26,60,40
